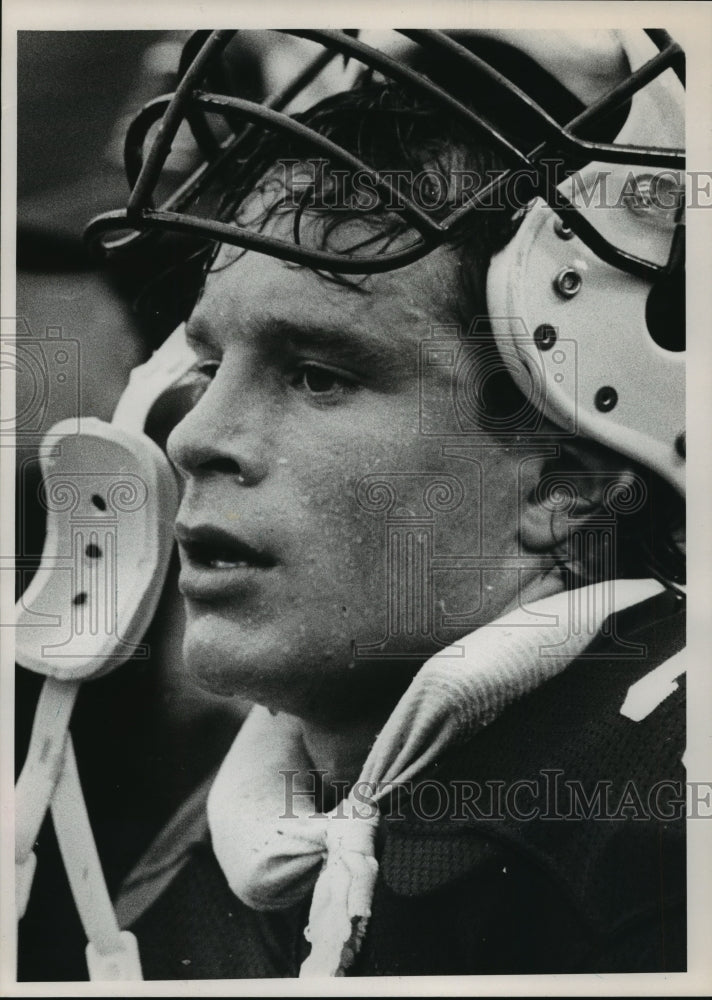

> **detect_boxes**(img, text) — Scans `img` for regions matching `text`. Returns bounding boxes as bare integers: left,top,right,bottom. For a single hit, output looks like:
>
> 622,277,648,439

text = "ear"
519,439,638,556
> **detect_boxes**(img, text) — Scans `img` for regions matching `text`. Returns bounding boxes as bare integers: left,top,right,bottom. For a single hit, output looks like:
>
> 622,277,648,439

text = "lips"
175,524,277,598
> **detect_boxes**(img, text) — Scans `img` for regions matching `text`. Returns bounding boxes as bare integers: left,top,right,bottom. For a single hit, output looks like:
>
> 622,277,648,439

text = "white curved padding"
487,201,685,494
487,30,685,495
15,323,196,680
111,322,196,433
14,324,195,979
15,418,179,680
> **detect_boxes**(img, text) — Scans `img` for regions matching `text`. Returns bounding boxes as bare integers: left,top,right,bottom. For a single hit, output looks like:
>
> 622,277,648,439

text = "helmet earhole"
646,270,685,352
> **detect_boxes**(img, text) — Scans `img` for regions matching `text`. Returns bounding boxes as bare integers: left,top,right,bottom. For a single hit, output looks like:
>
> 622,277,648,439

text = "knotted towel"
208,578,663,976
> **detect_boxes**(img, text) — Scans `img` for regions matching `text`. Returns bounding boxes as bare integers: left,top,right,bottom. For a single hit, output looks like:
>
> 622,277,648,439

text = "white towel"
208,578,663,976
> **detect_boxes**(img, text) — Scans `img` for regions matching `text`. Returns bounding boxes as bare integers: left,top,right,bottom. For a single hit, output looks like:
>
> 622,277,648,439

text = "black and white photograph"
2,1,711,994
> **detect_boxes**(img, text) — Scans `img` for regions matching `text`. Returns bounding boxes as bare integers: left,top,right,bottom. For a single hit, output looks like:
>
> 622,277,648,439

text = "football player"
28,27,690,978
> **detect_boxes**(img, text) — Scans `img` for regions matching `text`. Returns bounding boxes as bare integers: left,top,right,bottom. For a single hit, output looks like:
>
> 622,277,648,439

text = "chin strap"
14,325,195,981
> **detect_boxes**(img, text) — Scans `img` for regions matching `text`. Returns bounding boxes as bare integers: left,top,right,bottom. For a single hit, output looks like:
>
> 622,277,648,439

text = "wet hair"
203,76,520,318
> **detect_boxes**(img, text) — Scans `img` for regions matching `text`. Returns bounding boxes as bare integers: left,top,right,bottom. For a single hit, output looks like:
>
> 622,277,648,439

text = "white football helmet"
86,28,685,495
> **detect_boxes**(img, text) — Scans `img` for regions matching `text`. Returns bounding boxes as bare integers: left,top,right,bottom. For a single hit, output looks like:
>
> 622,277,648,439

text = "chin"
180,604,419,721
181,615,316,712
181,638,240,697
187,661,242,699
181,617,251,697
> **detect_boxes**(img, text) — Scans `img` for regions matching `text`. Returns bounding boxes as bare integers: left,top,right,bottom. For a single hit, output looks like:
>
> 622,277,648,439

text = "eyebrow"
186,313,415,372
185,315,219,352
263,317,413,369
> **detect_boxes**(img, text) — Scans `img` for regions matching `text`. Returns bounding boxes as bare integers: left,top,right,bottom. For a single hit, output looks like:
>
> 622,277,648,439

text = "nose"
166,371,268,487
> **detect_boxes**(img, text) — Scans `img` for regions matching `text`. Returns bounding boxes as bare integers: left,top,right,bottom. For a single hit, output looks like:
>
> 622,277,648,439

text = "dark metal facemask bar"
124,27,535,221
297,29,683,169
85,27,685,280
126,30,232,214
192,93,443,236
441,31,686,280
97,39,348,255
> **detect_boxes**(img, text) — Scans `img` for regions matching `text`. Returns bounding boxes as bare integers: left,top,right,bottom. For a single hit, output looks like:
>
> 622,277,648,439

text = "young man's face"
167,235,546,724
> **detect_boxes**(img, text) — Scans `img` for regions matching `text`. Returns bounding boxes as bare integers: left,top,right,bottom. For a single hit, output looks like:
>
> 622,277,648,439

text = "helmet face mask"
85,28,686,501
87,29,684,271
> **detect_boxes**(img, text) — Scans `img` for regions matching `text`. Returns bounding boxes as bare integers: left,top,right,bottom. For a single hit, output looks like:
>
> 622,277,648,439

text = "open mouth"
175,524,277,571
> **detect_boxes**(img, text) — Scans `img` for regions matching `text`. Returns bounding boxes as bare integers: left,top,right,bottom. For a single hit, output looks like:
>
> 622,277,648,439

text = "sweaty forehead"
192,239,464,350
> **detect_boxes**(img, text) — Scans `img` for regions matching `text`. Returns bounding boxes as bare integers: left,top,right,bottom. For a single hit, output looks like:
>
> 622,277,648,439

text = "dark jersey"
118,588,686,978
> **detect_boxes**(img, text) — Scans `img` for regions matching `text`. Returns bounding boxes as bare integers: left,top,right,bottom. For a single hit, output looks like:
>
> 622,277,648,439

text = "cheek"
270,422,414,630
267,400,524,637
439,454,526,621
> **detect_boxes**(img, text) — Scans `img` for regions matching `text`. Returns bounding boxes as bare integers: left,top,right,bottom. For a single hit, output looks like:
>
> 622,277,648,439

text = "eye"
187,359,220,388
184,360,219,406
293,363,357,401
196,361,220,381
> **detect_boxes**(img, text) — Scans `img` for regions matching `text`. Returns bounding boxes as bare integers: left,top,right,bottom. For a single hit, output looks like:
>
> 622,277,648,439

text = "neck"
295,569,568,803
298,706,393,810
